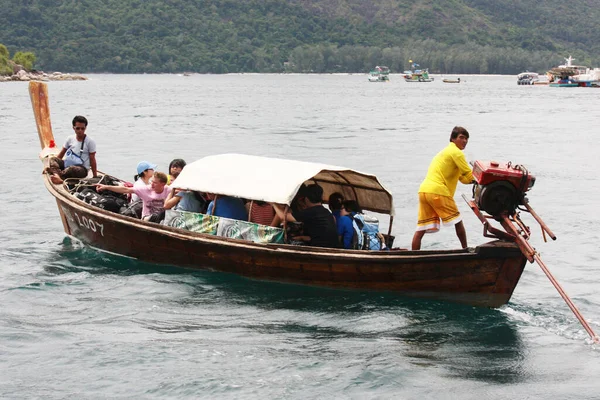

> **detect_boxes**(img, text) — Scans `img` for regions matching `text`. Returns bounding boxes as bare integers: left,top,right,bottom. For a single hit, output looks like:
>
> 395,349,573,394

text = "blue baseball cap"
136,161,157,175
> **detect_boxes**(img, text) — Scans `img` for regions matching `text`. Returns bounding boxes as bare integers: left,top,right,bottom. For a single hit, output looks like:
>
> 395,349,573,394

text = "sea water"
0,74,599,398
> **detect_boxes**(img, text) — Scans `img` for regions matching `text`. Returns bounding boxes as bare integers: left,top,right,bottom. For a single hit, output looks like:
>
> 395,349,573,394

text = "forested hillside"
0,0,598,74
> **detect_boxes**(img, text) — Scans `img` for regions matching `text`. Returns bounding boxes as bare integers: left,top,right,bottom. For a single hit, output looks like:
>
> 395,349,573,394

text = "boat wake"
501,304,598,345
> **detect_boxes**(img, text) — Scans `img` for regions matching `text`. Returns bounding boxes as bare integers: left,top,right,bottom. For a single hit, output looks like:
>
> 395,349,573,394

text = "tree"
2,1,600,74
0,43,9,59
13,51,36,71
0,43,12,75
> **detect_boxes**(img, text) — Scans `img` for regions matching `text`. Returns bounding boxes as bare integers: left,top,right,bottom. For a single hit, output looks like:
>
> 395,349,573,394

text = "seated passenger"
339,201,387,251
206,194,248,221
168,158,186,184
272,184,340,248
45,115,97,184
131,161,157,202
271,184,307,228
328,192,344,225
165,189,206,213
97,171,170,221
291,184,308,213
246,200,276,226
337,200,362,249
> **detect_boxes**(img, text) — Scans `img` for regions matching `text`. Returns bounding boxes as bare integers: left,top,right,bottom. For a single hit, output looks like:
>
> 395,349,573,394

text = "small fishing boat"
404,69,434,82
368,66,390,82
442,78,461,84
403,61,434,82
29,81,538,308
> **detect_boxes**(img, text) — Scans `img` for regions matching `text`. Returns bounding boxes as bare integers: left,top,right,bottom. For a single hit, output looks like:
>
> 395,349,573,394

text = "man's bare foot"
50,174,63,184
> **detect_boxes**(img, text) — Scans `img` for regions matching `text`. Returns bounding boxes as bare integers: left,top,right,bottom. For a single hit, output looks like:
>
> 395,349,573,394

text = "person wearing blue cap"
131,161,157,203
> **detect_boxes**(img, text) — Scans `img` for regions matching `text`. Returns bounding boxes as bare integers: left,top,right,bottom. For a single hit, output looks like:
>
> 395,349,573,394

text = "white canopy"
172,154,394,215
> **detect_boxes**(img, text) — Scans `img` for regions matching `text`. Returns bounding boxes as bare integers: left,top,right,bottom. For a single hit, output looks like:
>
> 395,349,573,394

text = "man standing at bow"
412,126,473,250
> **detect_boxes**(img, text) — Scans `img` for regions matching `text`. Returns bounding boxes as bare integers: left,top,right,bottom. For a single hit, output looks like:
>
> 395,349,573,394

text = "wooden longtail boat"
30,81,527,308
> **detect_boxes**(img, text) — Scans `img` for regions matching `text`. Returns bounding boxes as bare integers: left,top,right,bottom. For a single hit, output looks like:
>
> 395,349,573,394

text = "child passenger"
168,159,186,184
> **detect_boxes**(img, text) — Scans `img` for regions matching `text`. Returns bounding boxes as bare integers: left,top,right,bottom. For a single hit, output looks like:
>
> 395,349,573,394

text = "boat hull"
404,78,434,83
570,81,599,87
549,82,579,87
46,177,528,308
368,77,389,82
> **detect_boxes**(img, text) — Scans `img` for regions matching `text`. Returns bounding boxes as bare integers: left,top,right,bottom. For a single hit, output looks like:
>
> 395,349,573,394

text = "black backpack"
75,188,128,213
119,200,143,219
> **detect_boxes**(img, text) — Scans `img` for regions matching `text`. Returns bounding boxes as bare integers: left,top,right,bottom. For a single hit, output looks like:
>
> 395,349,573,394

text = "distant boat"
368,66,390,82
442,78,461,84
547,56,599,87
403,61,434,82
404,69,434,82
571,68,600,87
548,55,588,76
516,72,539,85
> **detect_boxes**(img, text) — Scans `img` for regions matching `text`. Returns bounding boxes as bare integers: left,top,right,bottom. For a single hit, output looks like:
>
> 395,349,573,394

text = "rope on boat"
63,175,115,194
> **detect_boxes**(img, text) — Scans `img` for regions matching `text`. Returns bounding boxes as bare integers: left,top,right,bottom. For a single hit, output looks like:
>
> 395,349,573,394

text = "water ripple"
2,74,600,398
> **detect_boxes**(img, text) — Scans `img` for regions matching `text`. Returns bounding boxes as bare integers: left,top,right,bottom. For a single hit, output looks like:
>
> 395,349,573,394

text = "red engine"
472,160,536,216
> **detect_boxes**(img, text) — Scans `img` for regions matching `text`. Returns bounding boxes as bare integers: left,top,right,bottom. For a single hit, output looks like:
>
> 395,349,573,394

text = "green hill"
0,0,598,74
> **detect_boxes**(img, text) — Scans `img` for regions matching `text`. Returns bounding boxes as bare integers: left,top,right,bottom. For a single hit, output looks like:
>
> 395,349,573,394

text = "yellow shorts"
416,192,462,233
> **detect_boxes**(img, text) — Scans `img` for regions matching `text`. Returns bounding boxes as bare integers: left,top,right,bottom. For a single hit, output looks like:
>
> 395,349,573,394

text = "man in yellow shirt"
412,126,474,250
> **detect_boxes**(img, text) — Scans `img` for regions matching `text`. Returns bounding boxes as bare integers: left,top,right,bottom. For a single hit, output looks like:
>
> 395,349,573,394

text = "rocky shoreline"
0,69,87,82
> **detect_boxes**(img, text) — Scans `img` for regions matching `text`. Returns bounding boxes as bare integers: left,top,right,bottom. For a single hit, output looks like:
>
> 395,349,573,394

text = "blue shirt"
175,191,204,213
337,213,357,249
207,196,247,221
332,209,342,227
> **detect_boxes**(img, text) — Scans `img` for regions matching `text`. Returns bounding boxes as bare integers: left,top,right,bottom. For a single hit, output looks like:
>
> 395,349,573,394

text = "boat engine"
472,160,536,217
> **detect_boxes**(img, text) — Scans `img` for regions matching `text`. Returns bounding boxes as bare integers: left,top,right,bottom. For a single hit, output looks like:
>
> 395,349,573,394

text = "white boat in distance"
547,55,599,87
517,72,539,85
